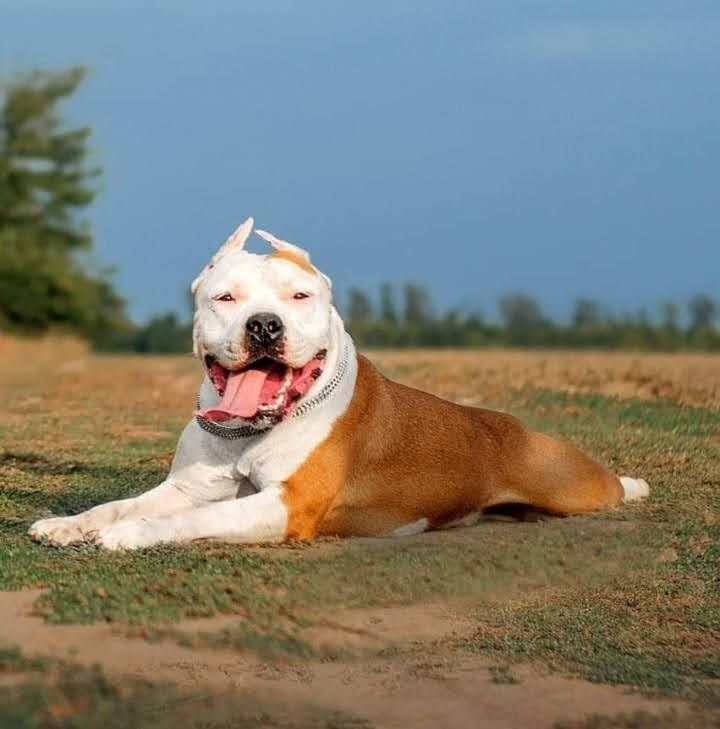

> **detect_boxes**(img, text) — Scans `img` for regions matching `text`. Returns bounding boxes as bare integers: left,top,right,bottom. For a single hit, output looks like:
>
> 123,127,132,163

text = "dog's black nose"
246,312,284,345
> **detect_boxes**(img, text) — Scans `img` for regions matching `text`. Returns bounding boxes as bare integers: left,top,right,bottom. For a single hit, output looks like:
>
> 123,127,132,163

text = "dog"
29,218,649,550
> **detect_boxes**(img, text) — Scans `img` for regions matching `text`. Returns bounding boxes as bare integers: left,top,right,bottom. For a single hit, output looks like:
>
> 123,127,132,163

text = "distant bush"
95,313,191,354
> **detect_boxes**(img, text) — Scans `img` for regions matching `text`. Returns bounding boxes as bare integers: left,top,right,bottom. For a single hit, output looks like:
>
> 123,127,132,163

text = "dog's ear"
256,229,332,291
214,217,254,260
255,229,312,263
191,217,254,294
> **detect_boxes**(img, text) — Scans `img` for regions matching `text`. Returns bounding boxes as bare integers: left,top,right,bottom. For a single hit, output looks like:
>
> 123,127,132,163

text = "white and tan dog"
29,218,649,550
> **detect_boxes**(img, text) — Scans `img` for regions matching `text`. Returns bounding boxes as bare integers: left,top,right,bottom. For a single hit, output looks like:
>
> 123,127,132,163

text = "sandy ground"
0,590,686,729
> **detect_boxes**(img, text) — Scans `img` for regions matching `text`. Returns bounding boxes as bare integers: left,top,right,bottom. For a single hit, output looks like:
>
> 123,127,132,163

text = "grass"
0,646,371,729
1,347,719,724
449,392,720,708
554,709,719,729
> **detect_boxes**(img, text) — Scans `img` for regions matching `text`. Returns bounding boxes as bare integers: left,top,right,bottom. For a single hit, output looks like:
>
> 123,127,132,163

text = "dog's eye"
293,292,310,300
214,293,235,302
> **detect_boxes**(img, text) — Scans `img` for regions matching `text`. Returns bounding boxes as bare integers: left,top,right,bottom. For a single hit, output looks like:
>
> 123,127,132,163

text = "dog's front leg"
27,480,199,547
28,421,241,547
92,485,287,550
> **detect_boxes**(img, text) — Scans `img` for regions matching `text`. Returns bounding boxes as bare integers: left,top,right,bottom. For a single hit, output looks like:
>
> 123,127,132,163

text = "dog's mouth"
196,351,326,425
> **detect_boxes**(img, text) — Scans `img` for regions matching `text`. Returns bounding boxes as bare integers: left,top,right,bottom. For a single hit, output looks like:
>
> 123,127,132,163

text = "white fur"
387,518,429,537
92,486,289,549
29,221,357,550
190,217,254,294
192,229,333,371
620,476,650,503
442,511,482,529
27,481,196,547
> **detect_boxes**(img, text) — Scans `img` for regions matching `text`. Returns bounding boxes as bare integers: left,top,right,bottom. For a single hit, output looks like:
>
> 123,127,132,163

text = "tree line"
341,284,720,350
1,67,718,353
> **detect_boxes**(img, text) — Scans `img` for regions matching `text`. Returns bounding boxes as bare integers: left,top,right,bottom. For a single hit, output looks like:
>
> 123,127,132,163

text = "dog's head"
192,218,334,427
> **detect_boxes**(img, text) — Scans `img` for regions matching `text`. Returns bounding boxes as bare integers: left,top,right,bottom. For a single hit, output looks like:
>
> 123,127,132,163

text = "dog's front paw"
28,516,87,547
92,518,163,551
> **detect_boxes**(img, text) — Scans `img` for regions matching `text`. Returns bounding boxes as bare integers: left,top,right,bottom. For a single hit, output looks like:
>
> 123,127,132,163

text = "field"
1,335,719,728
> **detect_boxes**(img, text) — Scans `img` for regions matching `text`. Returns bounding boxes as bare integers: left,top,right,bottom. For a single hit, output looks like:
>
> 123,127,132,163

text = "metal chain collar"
194,343,351,440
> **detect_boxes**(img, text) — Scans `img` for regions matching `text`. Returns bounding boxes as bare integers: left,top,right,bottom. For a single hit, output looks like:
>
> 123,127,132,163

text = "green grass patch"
445,390,720,709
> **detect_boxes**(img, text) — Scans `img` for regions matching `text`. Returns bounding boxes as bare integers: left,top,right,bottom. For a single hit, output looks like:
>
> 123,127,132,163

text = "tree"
660,300,680,331
688,294,717,330
0,67,97,250
346,287,373,323
134,313,192,354
0,67,127,336
403,282,432,325
499,294,545,331
572,298,603,327
379,282,397,324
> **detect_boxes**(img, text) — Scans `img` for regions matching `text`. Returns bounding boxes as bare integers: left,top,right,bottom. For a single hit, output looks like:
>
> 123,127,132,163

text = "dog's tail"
619,476,650,503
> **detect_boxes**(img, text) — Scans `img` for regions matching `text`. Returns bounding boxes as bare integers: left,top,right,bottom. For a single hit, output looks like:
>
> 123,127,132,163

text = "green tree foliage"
134,313,192,354
499,294,544,331
337,285,720,352
572,298,604,327
379,282,397,324
660,300,680,331
688,293,717,330
0,67,128,337
403,282,432,324
346,287,373,323
498,293,549,345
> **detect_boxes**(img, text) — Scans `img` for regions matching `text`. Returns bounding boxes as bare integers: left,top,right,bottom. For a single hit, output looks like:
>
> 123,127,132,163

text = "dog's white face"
192,218,334,427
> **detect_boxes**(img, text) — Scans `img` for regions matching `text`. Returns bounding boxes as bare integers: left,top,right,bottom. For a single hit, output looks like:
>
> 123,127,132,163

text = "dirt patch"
0,590,256,689
303,601,475,654
0,590,686,729
267,656,688,729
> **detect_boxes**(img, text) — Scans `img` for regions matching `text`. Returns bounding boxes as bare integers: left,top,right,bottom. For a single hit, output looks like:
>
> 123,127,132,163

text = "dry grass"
369,348,720,409
3,338,720,420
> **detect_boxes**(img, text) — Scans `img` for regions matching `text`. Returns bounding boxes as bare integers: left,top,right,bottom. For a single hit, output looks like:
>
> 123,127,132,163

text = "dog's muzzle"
245,312,284,347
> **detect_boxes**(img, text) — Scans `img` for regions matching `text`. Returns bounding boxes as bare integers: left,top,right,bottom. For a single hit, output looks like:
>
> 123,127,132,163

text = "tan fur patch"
282,355,623,540
268,250,316,275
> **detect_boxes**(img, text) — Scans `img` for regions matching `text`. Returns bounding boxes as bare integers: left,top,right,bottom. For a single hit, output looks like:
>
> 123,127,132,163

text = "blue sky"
3,1,719,322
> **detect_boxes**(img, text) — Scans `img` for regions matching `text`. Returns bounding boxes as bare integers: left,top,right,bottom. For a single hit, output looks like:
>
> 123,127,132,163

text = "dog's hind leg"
485,431,633,516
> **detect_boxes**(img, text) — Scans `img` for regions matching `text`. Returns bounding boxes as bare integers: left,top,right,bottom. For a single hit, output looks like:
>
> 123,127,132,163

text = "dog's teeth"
274,368,294,399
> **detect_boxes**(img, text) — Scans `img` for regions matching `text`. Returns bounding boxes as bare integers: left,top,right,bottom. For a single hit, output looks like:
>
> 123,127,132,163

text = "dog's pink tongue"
199,369,270,422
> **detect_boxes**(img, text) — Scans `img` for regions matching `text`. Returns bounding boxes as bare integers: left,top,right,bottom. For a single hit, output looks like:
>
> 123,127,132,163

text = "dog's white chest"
201,339,357,493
